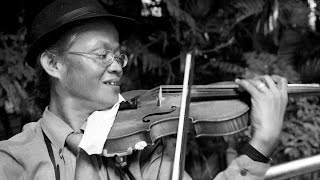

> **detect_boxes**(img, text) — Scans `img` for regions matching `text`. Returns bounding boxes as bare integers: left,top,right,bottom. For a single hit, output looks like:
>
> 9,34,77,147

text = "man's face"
58,20,122,111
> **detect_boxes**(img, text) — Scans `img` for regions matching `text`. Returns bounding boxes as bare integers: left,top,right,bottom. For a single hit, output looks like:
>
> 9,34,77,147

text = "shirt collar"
40,107,74,149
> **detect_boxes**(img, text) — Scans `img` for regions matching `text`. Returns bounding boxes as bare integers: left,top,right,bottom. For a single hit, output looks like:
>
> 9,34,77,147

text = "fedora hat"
26,0,137,68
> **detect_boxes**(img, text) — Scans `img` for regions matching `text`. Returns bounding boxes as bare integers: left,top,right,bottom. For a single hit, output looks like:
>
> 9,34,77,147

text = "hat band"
54,7,106,29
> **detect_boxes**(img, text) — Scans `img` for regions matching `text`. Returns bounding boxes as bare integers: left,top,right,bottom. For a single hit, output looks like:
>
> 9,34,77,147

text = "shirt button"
59,148,63,159
240,169,248,176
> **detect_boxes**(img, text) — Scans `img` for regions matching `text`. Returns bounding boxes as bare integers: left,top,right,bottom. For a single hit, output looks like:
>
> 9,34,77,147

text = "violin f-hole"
141,106,177,123
142,119,150,123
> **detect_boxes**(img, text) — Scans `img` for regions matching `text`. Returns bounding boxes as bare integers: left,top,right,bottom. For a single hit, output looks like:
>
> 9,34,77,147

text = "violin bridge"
157,86,163,106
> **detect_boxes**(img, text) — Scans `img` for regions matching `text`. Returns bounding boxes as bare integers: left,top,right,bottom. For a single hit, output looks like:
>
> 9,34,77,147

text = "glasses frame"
67,50,128,68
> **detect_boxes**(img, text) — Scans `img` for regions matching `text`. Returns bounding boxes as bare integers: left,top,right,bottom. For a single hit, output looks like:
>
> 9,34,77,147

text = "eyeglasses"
68,50,128,68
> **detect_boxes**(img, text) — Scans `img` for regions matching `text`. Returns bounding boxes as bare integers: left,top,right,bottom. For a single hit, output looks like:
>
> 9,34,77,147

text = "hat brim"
26,13,137,68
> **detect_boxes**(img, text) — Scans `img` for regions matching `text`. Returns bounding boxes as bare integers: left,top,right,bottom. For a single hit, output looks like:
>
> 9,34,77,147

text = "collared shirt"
0,108,269,180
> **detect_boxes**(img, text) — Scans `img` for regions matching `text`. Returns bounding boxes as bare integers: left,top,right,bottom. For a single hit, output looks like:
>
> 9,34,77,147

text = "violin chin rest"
121,90,148,100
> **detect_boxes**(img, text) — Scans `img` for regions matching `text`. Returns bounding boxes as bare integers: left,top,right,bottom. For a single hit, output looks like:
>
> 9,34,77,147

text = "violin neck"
287,84,320,96
151,83,320,99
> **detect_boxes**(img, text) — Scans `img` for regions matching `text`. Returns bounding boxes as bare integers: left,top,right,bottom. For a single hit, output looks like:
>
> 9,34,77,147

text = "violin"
104,82,320,157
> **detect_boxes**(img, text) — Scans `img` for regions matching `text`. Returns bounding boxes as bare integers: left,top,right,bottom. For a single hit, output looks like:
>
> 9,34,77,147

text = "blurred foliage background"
1,0,320,179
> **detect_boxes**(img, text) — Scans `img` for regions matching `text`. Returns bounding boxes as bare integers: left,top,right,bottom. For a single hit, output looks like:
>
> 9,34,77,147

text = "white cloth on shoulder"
79,94,125,155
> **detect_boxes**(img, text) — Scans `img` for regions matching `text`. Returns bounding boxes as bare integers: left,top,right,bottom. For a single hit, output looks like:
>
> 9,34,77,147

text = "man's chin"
99,98,119,110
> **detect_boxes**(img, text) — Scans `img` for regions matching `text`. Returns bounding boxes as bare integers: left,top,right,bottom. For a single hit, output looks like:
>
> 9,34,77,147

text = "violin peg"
157,86,163,106
102,149,108,157
126,147,133,155
115,156,127,167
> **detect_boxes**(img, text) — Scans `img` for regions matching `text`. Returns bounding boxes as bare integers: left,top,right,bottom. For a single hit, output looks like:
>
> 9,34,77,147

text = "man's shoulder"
0,121,54,179
0,121,44,156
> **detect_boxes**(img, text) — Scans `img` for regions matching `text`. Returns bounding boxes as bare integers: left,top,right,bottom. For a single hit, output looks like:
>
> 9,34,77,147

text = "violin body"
104,82,320,157
105,83,248,157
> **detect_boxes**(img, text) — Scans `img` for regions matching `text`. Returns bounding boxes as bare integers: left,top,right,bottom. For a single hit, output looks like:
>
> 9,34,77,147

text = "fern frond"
141,51,163,74
243,51,300,82
230,0,265,22
298,57,320,83
164,0,196,32
275,56,300,83
0,28,31,114
0,75,21,113
184,0,212,18
209,59,245,75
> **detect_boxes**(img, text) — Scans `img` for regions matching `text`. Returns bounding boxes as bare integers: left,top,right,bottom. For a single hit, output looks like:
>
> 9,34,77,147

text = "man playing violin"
0,0,288,179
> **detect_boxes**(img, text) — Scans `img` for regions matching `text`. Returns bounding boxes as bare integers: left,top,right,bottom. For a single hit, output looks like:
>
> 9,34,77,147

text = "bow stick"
171,52,194,180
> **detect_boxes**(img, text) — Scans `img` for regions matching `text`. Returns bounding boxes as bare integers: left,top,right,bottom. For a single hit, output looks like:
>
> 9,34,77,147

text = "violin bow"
171,52,194,180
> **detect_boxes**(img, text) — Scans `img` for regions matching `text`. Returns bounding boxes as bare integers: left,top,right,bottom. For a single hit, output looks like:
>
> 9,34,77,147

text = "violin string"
142,84,320,102
160,86,240,99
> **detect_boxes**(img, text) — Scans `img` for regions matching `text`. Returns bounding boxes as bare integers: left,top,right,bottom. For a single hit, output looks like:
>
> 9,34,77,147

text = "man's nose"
106,59,123,74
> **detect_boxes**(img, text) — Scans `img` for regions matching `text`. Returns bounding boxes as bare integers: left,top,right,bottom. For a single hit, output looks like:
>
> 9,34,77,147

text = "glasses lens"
117,54,128,67
104,52,114,66
100,51,128,68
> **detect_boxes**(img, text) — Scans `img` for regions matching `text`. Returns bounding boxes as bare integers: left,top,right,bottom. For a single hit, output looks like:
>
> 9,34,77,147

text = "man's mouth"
103,81,120,86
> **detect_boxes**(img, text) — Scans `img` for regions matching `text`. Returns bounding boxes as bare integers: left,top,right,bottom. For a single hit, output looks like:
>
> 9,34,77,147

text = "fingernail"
235,78,240,83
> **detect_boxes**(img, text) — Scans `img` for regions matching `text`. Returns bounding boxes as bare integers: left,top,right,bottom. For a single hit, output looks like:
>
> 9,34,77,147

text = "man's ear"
40,51,64,79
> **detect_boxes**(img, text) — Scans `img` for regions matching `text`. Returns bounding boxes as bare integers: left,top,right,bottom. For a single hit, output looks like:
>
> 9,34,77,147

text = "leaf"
298,57,320,83
164,0,197,33
255,0,280,36
141,51,163,74
184,0,212,18
0,28,32,114
230,0,265,22
209,58,245,75
242,51,300,82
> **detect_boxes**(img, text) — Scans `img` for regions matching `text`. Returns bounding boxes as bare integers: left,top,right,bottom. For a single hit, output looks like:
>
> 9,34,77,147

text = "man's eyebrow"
88,42,120,52
88,47,101,52
109,45,121,52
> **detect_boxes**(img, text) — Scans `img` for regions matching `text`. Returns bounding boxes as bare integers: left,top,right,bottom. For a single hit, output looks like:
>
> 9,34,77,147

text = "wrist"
254,128,281,142
249,135,278,157
236,136,272,163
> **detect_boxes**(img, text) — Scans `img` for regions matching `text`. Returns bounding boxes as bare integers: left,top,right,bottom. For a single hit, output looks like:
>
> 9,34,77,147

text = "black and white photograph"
1,0,320,179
